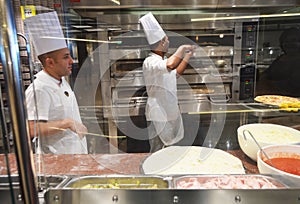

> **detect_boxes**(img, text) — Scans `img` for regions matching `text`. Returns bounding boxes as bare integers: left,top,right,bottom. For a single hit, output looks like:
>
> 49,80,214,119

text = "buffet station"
1,94,297,204
2,118,300,203
2,85,300,204
1,89,300,204
1,137,300,204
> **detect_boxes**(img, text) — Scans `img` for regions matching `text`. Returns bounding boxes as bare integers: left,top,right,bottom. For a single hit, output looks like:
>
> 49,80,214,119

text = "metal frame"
0,0,38,203
45,188,300,204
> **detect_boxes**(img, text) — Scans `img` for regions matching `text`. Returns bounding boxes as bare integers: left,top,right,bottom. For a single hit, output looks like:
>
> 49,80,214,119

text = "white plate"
142,146,245,175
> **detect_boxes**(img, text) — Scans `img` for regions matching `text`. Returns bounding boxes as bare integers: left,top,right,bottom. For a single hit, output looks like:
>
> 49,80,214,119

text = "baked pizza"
254,95,300,106
193,88,215,94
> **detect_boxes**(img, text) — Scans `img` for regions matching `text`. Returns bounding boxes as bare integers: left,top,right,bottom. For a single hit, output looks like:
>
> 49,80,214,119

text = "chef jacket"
143,52,184,145
259,53,300,97
25,70,88,154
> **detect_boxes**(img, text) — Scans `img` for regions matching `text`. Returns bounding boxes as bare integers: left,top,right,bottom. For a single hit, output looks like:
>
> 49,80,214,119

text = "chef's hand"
180,45,196,56
65,118,88,139
190,45,197,53
181,45,196,63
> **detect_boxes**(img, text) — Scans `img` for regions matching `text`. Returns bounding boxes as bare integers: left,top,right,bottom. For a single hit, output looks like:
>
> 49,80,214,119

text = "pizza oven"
101,21,258,117
97,20,258,152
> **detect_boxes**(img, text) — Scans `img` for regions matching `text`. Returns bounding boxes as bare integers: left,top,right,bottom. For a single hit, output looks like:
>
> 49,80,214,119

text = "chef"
257,27,300,97
24,11,88,154
139,13,195,152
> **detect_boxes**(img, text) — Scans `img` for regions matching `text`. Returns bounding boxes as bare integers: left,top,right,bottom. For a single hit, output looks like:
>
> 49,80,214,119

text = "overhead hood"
63,0,300,33
66,0,299,10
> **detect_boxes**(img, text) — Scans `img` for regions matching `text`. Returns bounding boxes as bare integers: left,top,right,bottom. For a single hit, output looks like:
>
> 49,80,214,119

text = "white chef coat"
143,52,184,145
25,70,88,154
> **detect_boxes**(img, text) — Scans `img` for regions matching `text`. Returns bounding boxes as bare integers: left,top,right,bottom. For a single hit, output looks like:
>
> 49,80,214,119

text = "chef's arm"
173,51,194,75
166,45,195,75
28,118,88,138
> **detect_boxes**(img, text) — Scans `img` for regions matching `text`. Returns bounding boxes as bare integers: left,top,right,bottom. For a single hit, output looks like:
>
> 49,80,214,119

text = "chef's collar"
149,51,167,60
42,70,64,87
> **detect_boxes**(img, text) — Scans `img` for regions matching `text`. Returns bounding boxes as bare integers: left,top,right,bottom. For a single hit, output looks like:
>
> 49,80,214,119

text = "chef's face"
46,48,74,80
161,36,169,52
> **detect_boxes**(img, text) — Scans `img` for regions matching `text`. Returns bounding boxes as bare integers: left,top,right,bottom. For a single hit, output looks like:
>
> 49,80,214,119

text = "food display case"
1,0,300,204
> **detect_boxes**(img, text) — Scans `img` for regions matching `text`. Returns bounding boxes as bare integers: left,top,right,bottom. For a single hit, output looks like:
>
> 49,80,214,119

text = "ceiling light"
41,36,122,44
110,0,120,5
85,28,106,32
191,12,300,22
108,28,122,31
72,25,92,28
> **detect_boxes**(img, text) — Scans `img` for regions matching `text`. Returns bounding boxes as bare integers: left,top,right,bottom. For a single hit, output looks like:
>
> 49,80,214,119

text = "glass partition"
0,1,300,203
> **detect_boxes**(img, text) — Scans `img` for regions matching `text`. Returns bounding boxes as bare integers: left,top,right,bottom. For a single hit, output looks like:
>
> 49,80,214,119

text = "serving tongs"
242,129,274,166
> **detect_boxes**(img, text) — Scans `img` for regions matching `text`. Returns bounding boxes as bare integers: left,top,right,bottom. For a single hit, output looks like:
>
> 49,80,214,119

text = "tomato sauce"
265,157,300,176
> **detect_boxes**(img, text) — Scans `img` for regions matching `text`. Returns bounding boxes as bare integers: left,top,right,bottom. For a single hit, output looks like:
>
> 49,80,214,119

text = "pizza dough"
142,146,245,175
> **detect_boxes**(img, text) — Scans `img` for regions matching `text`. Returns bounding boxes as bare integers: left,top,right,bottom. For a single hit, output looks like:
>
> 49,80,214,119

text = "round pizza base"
142,146,245,175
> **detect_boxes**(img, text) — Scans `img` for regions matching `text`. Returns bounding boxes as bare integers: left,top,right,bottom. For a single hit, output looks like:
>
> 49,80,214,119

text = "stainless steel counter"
1,151,300,204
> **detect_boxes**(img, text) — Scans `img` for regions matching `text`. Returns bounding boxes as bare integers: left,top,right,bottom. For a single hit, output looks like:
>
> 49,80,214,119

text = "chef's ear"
45,57,55,67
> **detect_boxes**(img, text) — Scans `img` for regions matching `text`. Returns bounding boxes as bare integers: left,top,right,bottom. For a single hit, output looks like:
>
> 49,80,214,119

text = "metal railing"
0,0,38,203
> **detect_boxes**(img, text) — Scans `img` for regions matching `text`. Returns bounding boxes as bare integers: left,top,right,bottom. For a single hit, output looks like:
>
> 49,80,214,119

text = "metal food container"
0,175,68,204
63,175,171,189
173,174,287,189
0,174,68,189
38,175,70,189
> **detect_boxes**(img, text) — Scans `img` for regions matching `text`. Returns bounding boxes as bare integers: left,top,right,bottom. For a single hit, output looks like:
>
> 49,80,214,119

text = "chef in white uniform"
139,13,195,152
25,11,88,154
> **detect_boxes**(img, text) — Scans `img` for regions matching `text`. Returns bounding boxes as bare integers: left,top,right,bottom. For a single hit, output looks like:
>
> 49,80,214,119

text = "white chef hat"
24,11,67,56
139,12,166,45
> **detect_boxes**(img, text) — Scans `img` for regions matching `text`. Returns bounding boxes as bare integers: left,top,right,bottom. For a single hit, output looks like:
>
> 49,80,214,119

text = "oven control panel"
241,22,258,64
239,65,256,100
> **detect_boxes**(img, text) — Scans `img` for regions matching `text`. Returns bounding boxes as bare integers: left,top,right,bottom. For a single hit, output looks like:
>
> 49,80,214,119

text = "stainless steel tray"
0,174,68,190
0,175,69,204
46,181,300,204
173,174,287,189
63,175,171,189
45,174,300,204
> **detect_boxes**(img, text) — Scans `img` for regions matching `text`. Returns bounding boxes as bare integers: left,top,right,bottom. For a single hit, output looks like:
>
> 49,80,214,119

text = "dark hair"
279,27,300,53
37,50,59,66
149,40,161,50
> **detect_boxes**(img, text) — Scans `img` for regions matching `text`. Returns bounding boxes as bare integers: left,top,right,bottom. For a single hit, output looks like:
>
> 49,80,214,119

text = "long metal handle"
17,33,35,83
112,74,135,81
49,127,126,139
209,94,230,103
242,129,274,166
0,1,39,203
